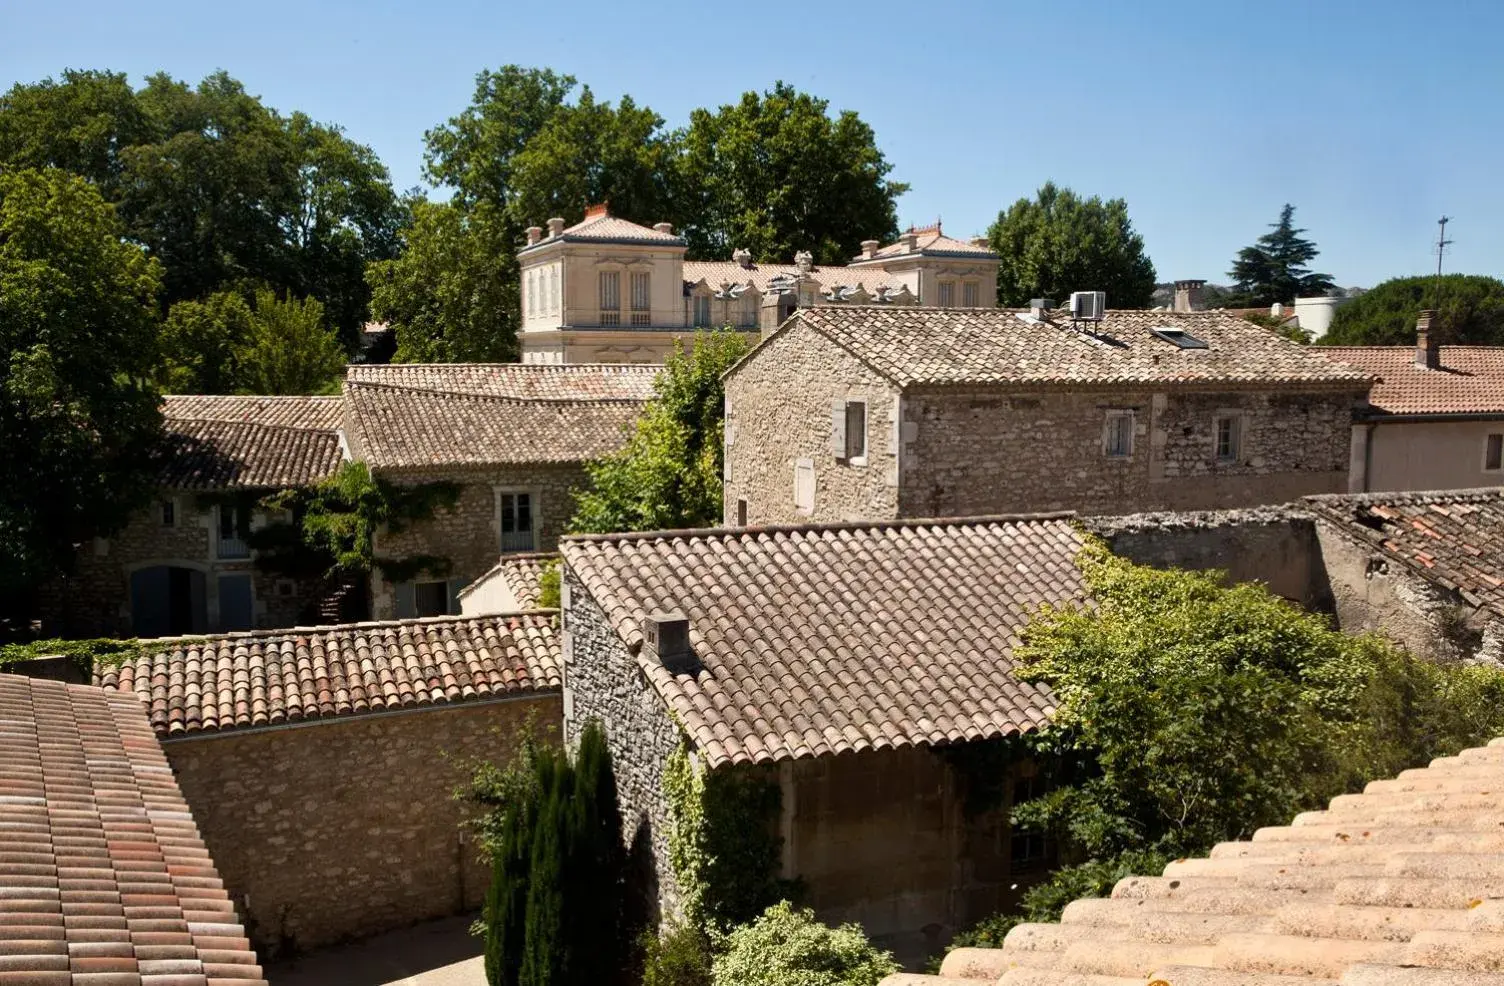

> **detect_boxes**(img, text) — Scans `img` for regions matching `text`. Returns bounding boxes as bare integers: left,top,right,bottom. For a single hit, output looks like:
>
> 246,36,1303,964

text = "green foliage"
1227,204,1335,306
1322,274,1504,346
367,200,520,363
710,901,899,986
521,761,570,986
0,637,144,675
537,561,561,609
232,288,346,395
253,461,460,581
563,722,624,985
0,167,164,599
1243,311,1310,344
1011,539,1504,862
157,291,253,392
677,83,905,264
988,182,1156,309
0,70,402,346
663,738,792,935
570,332,747,535
639,923,713,986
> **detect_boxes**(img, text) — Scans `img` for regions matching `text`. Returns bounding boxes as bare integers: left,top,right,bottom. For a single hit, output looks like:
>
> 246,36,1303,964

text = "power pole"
1433,216,1452,312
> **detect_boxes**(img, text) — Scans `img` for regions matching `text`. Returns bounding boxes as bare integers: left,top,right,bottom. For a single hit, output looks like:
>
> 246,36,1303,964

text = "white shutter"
829,401,848,457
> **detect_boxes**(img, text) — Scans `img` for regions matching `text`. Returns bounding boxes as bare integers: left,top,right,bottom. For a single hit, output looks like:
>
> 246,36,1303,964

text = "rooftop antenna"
1432,215,1452,312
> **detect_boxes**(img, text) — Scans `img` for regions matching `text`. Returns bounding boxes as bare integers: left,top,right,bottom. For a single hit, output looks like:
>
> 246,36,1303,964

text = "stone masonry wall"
34,495,314,637
371,463,588,619
164,694,561,956
723,321,901,526
560,564,685,922
900,387,1360,518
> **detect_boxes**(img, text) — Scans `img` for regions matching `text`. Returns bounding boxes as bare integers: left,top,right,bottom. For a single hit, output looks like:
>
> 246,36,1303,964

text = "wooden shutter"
829,401,848,457
394,581,415,619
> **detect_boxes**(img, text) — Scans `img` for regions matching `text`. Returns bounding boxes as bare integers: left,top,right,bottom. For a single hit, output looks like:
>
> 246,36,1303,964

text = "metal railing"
218,536,250,560
565,306,758,330
500,530,536,553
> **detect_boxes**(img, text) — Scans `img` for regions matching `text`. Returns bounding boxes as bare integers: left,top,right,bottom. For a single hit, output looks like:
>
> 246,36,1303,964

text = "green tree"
677,83,905,264
987,182,1156,308
0,69,151,197
367,200,520,363
0,168,163,599
1227,204,1335,306
564,721,624,985
520,754,571,986
569,331,748,534
711,901,899,986
234,288,345,395
1321,274,1504,346
157,290,253,393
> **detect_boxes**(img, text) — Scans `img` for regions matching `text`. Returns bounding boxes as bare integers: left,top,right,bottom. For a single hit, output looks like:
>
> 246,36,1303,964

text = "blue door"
218,574,254,631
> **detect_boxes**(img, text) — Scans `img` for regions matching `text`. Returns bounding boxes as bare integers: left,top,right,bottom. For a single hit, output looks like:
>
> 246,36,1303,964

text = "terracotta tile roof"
560,515,1083,768
766,308,1376,390
1318,346,1504,415
683,260,903,297
343,364,655,470
157,395,344,490
898,734,1504,986
458,552,557,611
95,612,560,737
856,224,997,261
518,213,685,253
1305,489,1504,619
0,674,265,984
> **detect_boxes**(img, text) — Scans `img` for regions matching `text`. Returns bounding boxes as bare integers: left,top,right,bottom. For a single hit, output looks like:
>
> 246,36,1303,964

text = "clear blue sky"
3,0,1499,288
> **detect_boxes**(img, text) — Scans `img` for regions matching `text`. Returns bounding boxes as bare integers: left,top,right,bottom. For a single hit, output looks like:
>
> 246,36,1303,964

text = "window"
630,272,651,325
499,492,535,553
1215,415,1242,462
793,459,815,514
937,281,956,307
962,281,980,308
693,294,712,328
414,580,449,618
217,504,250,559
599,271,620,325
1104,411,1133,458
159,499,176,528
829,400,867,461
1150,327,1210,349
1009,772,1055,873
550,266,560,314
1487,433,1503,472
737,499,748,527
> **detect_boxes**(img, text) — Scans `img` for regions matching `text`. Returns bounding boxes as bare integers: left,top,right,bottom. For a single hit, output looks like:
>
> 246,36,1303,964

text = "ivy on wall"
0,636,192,678
663,736,799,934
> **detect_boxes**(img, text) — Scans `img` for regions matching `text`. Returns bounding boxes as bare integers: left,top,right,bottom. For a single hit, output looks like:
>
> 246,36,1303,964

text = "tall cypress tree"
521,753,571,986
565,721,625,985
484,747,549,986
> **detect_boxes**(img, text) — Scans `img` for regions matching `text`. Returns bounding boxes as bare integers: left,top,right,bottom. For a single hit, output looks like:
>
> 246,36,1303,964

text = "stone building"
1320,312,1504,492
37,395,345,638
515,205,997,364
559,514,1086,961
722,305,1374,526
342,363,656,619
96,610,561,955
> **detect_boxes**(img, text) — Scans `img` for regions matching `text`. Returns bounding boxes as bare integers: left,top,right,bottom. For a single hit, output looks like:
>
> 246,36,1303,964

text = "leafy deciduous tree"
569,331,748,534
0,168,163,598
1321,274,1504,346
1227,203,1335,306
987,182,1156,308
677,83,905,264
234,288,346,395
157,290,253,393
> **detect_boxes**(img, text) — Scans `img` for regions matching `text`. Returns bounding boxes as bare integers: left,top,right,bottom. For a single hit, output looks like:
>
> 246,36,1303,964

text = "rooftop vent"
1150,327,1209,349
642,610,694,671
1069,291,1106,322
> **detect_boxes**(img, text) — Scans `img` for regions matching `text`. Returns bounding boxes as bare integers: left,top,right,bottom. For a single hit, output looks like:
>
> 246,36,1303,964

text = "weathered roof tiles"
1320,345,1504,416
158,394,344,490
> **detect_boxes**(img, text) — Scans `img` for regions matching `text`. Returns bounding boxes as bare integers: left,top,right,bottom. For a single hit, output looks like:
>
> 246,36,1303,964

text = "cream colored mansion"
516,205,999,363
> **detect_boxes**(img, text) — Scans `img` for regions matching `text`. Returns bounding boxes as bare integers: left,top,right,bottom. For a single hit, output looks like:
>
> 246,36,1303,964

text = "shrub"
711,901,898,986
640,922,713,986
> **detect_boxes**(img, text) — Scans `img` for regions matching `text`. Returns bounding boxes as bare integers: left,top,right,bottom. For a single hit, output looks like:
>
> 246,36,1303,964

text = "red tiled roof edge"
558,510,1080,546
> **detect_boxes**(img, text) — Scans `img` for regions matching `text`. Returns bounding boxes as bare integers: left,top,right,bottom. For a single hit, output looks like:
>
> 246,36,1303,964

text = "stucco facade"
724,316,1365,525
1355,418,1504,492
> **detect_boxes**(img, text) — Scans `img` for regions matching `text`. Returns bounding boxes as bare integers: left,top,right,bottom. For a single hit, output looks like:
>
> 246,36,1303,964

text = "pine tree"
564,721,625,985
521,754,571,986
1228,204,1336,306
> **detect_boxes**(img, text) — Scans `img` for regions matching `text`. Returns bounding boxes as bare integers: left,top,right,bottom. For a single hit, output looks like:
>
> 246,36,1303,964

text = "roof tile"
156,396,343,490
1319,346,1504,415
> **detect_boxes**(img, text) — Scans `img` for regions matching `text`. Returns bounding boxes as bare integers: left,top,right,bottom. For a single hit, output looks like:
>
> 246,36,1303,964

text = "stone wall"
783,746,1024,966
900,387,1359,518
163,694,560,956
560,563,685,921
35,494,315,637
371,464,587,619
1088,506,1333,610
723,321,901,526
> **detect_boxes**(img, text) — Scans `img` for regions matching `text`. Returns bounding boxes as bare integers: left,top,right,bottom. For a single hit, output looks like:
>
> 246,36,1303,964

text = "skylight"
1150,327,1209,350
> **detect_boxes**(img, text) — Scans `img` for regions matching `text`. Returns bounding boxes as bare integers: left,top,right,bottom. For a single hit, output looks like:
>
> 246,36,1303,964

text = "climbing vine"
0,637,190,677
664,735,798,935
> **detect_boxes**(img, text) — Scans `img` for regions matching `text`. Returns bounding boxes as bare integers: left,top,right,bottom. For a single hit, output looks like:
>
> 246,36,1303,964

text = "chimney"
901,231,918,253
654,221,673,235
546,217,565,237
1172,279,1206,313
732,247,753,268
584,202,609,219
525,226,543,246
1029,297,1055,320
860,239,879,259
1415,309,1441,369
642,610,694,671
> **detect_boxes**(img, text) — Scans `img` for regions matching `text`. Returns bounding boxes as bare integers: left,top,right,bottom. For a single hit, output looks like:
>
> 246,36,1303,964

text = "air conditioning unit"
1070,291,1107,322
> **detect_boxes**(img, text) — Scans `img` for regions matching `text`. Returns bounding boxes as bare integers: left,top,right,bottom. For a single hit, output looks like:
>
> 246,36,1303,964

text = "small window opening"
1150,327,1209,349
